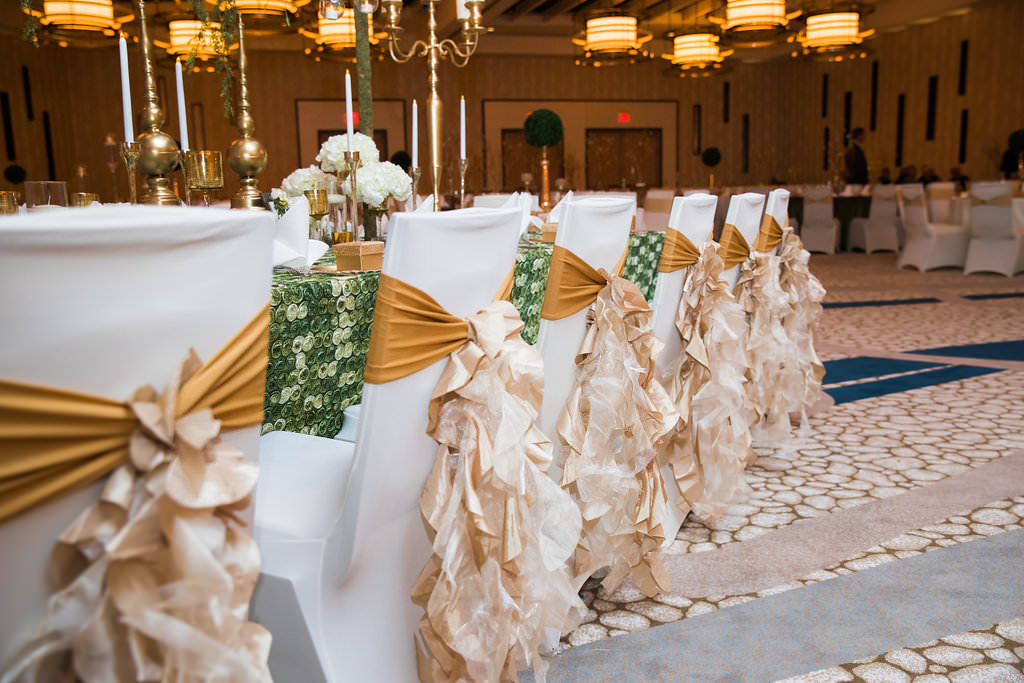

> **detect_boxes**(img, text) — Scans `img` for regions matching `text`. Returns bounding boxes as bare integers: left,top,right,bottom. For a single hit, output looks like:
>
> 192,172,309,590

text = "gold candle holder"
410,166,421,208
381,0,489,212
228,14,268,209
120,141,141,204
540,145,551,211
458,158,468,209
0,191,18,215
134,1,181,205
343,151,360,241
182,150,224,207
70,192,99,207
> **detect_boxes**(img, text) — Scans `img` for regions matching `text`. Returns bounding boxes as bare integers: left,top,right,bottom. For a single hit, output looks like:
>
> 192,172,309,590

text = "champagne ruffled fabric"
778,227,827,418
556,275,679,596
735,249,801,445
413,301,586,683
662,243,753,525
1,355,271,683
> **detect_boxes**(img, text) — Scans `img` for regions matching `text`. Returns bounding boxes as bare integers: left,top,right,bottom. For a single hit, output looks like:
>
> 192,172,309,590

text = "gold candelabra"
227,13,268,209
380,0,489,211
135,0,180,205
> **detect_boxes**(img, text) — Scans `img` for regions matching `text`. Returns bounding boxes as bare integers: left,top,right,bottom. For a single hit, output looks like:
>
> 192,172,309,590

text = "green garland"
524,109,563,148
189,0,239,119
20,0,40,46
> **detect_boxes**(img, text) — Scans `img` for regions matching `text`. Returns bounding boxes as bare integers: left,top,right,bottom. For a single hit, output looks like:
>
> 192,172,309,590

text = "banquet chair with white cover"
474,192,540,212
897,184,969,271
0,206,274,670
926,181,957,225
963,181,1024,277
536,196,635,442
252,207,523,683
849,184,901,253
798,184,839,254
649,193,718,543
643,188,676,232
720,192,767,290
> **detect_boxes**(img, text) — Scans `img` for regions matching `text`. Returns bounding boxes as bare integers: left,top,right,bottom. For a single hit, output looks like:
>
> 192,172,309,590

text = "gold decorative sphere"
227,136,268,177
136,129,180,176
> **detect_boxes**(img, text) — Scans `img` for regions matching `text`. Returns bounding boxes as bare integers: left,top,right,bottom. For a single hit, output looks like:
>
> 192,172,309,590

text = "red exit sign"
617,112,631,123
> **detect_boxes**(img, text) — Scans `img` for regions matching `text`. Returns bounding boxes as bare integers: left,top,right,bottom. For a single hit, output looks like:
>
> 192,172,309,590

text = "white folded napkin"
415,195,435,213
272,194,329,270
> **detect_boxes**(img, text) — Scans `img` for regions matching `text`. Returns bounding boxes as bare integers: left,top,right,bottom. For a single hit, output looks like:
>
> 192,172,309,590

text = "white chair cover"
0,206,274,662
721,192,766,291
254,207,523,683
963,181,1024,276
761,188,791,256
536,196,634,448
926,181,957,225
799,184,839,254
849,184,901,253
897,184,969,271
475,192,540,212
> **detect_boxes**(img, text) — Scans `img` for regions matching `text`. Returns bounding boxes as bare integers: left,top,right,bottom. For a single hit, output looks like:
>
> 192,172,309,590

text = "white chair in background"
536,196,634,445
474,192,540,212
926,181,957,225
897,184,969,271
849,184,901,253
252,207,523,683
720,192,767,290
963,181,1024,277
798,184,839,254
0,206,274,663
683,188,711,196
644,188,676,232
649,193,718,544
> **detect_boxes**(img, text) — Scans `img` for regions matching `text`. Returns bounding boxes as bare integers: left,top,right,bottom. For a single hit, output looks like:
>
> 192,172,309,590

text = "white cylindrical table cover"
0,205,274,658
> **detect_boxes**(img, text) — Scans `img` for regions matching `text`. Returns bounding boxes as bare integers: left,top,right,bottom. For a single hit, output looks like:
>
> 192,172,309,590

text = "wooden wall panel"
1,0,1021,199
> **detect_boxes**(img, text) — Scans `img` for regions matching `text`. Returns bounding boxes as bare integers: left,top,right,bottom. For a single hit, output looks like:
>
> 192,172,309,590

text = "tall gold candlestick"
228,13,268,209
135,0,180,205
381,0,488,212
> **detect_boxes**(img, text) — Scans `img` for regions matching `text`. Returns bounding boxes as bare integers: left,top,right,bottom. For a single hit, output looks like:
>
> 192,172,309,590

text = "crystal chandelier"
795,8,873,61
573,12,653,67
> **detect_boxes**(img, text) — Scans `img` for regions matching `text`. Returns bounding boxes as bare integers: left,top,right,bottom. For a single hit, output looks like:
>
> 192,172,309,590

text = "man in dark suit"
844,127,869,185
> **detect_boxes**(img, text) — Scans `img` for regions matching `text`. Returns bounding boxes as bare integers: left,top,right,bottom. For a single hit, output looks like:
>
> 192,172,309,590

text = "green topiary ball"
701,146,722,168
524,109,564,148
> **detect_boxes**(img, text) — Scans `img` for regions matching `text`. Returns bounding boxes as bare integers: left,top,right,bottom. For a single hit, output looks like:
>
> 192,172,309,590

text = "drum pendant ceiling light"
707,0,800,48
26,0,132,46
166,19,222,60
573,11,653,67
663,32,733,77
795,8,874,62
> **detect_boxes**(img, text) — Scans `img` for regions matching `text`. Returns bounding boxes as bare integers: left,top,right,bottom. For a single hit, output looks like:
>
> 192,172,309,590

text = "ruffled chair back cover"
0,206,275,681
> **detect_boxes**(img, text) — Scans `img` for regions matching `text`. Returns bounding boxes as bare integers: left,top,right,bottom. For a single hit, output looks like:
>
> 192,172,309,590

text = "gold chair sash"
971,194,1013,207
0,304,270,524
753,213,784,253
364,267,516,385
541,245,627,321
657,228,700,273
719,223,751,270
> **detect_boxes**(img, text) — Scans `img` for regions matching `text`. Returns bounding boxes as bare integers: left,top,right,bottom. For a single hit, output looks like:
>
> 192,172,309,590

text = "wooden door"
585,128,662,189
501,129,565,191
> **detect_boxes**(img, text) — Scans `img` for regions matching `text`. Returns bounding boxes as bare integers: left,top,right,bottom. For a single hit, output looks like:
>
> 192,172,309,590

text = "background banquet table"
262,231,666,436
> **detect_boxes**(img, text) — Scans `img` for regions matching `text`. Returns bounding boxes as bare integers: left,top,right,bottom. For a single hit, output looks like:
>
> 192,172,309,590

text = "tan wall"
1,0,1021,201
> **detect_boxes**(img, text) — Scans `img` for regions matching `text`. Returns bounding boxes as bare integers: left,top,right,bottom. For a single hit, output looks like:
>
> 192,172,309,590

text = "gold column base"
141,175,181,205
231,179,264,209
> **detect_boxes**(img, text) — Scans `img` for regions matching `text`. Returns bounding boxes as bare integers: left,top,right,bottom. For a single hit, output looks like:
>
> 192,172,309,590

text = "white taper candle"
174,59,189,152
456,0,469,20
345,70,354,154
411,99,418,168
460,96,466,160
119,36,134,142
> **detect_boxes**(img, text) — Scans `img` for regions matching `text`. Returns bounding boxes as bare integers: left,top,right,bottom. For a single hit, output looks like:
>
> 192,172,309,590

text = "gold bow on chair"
0,305,273,682
970,194,1013,208
658,228,701,273
541,245,627,321
753,213,784,253
719,223,751,270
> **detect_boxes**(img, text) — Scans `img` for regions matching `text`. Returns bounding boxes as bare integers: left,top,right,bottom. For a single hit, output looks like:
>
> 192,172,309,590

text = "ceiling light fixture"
663,32,733,77
794,8,874,62
707,0,800,48
573,11,653,67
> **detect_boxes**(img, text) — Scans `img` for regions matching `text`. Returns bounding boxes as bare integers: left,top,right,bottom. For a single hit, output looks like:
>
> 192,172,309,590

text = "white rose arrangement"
280,165,337,197
344,160,413,210
316,132,379,173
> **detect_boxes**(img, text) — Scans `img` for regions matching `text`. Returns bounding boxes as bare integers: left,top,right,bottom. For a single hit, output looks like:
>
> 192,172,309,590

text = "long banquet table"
263,231,666,437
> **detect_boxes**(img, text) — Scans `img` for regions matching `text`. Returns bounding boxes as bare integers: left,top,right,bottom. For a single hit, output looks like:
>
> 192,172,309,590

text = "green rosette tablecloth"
264,231,666,436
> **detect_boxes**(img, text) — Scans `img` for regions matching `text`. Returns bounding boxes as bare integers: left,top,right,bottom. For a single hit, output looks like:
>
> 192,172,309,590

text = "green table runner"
263,231,666,436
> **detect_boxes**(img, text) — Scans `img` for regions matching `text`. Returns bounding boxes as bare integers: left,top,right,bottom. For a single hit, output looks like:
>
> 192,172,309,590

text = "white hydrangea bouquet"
344,160,413,211
316,132,379,174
